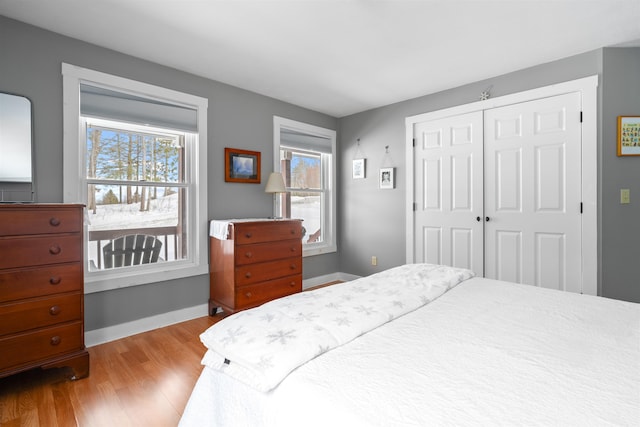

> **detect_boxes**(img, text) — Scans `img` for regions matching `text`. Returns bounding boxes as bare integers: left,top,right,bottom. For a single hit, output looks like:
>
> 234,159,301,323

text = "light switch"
620,189,630,204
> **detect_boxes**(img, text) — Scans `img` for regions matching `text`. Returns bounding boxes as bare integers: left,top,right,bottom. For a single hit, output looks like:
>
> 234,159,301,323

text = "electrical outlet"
621,189,630,204
371,256,377,266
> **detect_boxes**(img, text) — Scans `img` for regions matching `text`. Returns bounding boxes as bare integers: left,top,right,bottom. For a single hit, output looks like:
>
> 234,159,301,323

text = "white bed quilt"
199,263,473,391
182,277,640,426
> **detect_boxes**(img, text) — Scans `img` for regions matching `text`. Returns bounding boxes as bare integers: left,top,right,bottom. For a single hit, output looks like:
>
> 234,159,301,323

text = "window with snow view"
62,64,208,292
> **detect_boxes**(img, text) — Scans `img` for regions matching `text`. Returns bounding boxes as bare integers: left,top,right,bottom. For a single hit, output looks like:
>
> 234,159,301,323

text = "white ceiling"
1,0,639,117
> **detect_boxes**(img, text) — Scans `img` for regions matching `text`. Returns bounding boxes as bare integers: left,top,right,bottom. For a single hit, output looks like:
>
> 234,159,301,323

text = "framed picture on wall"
379,167,394,189
617,116,640,156
352,158,366,179
224,147,261,183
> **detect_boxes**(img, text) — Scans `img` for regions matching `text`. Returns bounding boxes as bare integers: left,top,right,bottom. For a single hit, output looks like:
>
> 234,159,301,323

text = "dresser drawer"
234,239,301,265
0,263,82,303
0,321,84,371
235,257,302,286
0,207,81,236
0,293,82,335
236,275,302,309
233,221,303,245
0,235,81,269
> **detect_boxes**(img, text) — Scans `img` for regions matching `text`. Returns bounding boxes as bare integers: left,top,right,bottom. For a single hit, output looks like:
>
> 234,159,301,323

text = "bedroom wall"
600,47,640,303
338,46,640,303
0,16,340,331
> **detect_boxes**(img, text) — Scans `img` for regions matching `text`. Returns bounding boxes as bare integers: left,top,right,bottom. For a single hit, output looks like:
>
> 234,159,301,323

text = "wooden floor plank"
0,282,339,426
0,315,223,427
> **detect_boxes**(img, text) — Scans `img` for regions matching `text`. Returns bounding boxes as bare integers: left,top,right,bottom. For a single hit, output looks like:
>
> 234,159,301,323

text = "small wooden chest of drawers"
0,204,89,380
209,219,303,315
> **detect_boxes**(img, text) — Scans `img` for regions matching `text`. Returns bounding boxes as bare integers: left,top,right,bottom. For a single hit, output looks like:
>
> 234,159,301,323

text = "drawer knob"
290,264,296,270
49,276,61,285
290,229,295,234
50,336,61,346
49,245,62,255
245,252,253,258
245,292,252,298
49,217,61,227
49,305,61,315
245,272,252,279
290,247,295,252
245,232,252,238
290,281,296,287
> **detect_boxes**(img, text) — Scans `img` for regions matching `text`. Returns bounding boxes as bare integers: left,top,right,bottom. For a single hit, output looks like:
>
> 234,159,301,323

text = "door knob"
486,217,490,222
476,216,481,222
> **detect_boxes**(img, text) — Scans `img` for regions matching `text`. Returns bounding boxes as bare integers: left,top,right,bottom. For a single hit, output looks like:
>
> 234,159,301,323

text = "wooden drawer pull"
245,292,252,298
245,232,252,239
49,217,61,227
290,281,296,287
49,305,61,315
290,264,296,270
50,336,61,346
290,247,296,252
245,252,253,258
49,245,62,255
245,272,252,279
49,276,62,285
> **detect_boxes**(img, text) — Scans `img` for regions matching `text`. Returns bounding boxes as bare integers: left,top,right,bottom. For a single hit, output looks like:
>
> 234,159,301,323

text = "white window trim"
62,63,208,294
273,116,337,256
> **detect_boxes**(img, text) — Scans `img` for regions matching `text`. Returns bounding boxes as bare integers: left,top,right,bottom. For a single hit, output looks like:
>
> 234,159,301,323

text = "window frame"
273,116,337,257
62,63,208,293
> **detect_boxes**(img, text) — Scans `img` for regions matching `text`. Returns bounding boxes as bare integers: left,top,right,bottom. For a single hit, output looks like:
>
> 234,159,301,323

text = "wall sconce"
265,172,287,216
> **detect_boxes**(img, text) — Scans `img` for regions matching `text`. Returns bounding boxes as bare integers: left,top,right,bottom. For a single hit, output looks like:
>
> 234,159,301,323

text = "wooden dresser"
209,219,303,315
0,204,89,380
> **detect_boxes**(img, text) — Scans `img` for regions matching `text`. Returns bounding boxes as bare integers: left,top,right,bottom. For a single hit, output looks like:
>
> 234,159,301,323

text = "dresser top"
209,218,302,240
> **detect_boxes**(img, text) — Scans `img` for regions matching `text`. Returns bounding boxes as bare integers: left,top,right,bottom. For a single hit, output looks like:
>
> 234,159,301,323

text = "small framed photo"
225,147,261,183
379,167,395,189
352,158,366,179
618,116,640,156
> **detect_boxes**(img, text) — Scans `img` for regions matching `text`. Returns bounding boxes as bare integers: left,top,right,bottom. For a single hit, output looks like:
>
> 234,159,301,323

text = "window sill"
303,243,337,257
84,261,208,294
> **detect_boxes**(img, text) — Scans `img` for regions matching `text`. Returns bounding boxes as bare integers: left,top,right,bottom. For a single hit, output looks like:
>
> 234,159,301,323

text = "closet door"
413,111,484,274
483,92,582,292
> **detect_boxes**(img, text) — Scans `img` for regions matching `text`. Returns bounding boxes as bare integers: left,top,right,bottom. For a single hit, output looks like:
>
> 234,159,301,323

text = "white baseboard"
85,303,209,347
302,271,360,289
85,272,362,347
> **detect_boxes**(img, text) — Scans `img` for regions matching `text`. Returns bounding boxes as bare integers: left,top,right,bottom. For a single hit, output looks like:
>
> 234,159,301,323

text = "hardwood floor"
0,315,223,427
0,282,344,426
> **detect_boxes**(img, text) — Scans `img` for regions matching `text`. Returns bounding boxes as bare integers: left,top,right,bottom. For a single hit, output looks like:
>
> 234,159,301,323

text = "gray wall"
601,48,640,303
339,47,640,303
0,16,340,330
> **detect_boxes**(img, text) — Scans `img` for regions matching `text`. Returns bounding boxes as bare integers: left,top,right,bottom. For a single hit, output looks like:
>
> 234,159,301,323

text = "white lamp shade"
265,172,286,193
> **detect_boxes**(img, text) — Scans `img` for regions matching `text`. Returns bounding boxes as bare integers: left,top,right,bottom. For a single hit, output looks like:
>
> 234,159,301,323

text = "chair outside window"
103,234,163,268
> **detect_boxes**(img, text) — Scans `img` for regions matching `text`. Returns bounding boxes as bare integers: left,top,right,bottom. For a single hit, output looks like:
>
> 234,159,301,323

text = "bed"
179,264,640,426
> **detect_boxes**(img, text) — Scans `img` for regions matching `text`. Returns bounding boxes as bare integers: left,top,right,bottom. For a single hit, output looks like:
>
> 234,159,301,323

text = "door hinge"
580,202,583,213
412,138,416,147
580,111,583,123
413,202,417,211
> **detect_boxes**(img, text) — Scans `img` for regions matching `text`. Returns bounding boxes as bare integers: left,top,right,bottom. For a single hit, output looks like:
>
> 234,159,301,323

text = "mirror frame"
0,91,35,202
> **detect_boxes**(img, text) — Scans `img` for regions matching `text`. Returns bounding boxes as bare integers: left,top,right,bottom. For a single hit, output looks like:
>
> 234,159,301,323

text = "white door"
484,92,582,292
413,111,484,274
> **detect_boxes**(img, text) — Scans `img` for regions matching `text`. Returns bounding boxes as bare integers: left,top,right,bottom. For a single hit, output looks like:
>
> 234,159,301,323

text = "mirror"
0,92,34,202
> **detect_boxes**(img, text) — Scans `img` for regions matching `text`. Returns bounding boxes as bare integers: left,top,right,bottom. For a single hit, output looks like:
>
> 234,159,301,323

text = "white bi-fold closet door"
413,92,583,293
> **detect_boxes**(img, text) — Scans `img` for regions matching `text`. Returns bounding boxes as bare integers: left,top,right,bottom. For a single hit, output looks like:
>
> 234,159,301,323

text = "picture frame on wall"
225,147,261,183
617,116,640,156
379,167,394,189
352,158,366,179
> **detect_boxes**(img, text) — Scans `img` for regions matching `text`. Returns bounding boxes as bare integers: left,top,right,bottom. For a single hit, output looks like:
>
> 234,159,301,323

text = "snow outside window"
62,64,208,293
274,117,336,257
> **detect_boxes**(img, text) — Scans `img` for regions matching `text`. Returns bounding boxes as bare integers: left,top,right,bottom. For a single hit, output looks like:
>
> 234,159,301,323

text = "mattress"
180,275,640,426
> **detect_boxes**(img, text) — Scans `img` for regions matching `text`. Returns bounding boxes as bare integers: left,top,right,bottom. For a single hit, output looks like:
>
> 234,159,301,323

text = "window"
274,117,336,256
62,64,208,293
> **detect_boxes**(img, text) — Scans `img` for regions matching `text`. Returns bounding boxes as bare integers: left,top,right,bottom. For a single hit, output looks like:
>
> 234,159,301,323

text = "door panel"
484,92,582,292
414,111,484,275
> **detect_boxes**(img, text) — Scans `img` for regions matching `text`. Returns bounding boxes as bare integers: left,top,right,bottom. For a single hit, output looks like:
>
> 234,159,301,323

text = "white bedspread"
181,276,640,427
199,263,473,391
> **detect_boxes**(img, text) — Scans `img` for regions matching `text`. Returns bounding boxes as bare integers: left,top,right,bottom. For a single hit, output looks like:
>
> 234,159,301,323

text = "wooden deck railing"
88,226,180,269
